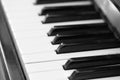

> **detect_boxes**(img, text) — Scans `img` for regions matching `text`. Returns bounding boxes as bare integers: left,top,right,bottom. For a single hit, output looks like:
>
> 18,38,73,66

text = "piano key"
35,1,92,17
54,21,107,28
69,65,120,80
25,57,73,79
36,1,92,8
22,49,120,63
25,60,67,73
56,38,120,54
40,5,95,16
36,0,90,4
29,70,71,80
52,32,113,44
63,54,120,70
42,12,101,23
42,19,105,27
29,70,120,80
92,76,120,80
37,1,96,20
48,23,109,36
15,36,59,54
60,34,116,45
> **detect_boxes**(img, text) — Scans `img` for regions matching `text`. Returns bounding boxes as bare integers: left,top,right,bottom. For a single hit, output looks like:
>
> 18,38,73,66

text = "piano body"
0,0,120,80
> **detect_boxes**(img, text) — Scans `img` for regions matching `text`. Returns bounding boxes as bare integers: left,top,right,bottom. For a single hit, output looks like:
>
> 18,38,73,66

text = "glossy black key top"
63,54,120,70
48,23,110,36
48,25,110,36
69,65,120,80
52,31,112,44
56,38,120,54
36,0,89,4
40,5,95,16
42,12,101,23
54,22,107,28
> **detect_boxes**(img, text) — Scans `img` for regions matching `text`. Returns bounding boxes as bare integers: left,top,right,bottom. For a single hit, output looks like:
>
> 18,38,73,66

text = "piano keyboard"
1,0,120,80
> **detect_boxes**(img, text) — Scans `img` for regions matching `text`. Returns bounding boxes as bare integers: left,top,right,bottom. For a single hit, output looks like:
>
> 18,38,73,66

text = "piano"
0,0,120,80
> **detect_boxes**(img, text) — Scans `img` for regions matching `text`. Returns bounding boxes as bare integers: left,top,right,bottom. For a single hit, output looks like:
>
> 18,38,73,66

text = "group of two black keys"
39,2,120,54
63,53,120,80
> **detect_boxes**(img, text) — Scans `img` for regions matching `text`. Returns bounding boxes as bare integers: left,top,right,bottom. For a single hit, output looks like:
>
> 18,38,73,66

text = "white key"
29,70,72,80
22,48,120,63
25,60,67,73
15,36,59,54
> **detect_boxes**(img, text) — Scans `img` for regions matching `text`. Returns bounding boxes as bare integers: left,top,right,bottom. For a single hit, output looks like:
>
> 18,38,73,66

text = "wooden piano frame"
0,1,28,80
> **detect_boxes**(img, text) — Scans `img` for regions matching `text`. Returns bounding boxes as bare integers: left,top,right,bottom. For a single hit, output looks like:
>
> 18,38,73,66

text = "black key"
63,54,120,70
48,23,109,36
52,31,112,44
36,0,90,4
69,65,120,80
54,22,107,28
56,38,120,54
42,12,101,23
48,25,109,36
40,5,95,16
